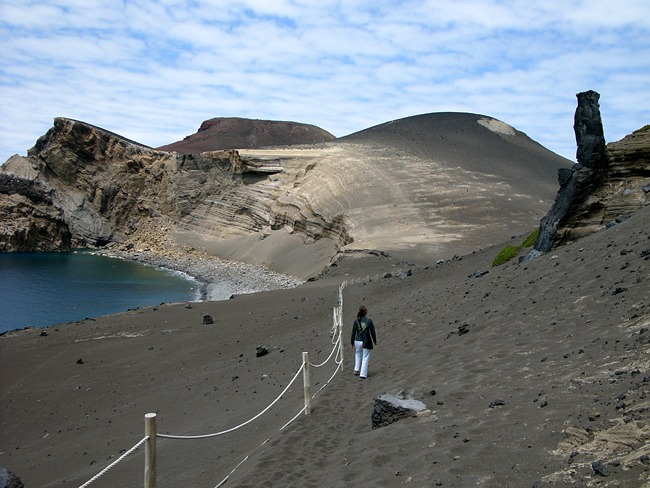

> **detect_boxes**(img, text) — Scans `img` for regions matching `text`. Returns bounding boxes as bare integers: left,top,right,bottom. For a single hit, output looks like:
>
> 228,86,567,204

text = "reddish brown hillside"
157,117,335,153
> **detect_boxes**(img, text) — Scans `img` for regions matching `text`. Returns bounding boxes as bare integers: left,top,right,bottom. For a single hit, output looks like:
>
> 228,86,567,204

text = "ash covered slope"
338,112,572,189
3,199,650,488
157,117,335,153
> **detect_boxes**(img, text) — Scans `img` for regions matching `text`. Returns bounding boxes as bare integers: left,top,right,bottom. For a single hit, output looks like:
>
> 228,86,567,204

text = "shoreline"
92,248,305,301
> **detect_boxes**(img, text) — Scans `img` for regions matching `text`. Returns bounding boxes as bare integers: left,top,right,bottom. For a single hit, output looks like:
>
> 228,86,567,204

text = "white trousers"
354,340,371,378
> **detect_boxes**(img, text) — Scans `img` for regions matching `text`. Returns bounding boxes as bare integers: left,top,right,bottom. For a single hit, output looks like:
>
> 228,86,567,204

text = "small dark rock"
640,454,650,465
256,345,270,358
76,358,84,364
185,303,192,309
592,460,609,477
202,314,214,324
612,287,627,295
427,389,437,396
383,272,393,278
489,399,505,408
469,269,489,279
40,330,48,337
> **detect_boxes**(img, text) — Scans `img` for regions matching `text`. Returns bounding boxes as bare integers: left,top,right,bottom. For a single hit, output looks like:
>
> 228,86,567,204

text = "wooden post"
339,320,345,372
302,352,311,415
144,413,157,488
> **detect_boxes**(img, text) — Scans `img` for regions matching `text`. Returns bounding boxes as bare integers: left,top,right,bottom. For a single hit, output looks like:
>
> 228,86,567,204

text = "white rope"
214,455,250,488
280,405,307,431
309,334,341,368
313,360,342,398
77,436,148,488
158,363,305,440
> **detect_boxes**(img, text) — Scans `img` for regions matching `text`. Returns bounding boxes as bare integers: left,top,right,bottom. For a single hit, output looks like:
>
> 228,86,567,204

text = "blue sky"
1,0,648,164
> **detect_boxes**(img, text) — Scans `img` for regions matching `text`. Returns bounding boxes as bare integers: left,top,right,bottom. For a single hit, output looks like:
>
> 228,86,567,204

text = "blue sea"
0,252,201,333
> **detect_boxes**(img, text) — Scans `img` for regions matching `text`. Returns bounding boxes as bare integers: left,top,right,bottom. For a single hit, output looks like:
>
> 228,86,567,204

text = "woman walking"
350,306,377,379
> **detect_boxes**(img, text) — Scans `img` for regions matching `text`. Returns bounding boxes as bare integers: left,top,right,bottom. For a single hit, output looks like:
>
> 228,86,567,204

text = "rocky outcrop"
157,117,336,154
523,92,650,260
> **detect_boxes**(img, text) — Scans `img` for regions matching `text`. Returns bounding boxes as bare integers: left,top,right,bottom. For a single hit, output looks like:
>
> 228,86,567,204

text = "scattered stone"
612,287,627,295
40,330,48,337
588,412,600,421
591,460,609,477
640,454,650,465
161,330,172,335
256,345,270,357
185,303,192,309
76,358,84,364
383,272,393,278
469,270,489,278
202,314,214,324
371,393,427,429
489,399,505,408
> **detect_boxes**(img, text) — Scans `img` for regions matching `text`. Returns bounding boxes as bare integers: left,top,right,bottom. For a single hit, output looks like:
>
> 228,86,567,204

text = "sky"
0,0,648,165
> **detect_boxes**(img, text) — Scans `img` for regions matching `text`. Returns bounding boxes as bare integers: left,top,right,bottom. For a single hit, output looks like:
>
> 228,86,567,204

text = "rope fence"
77,436,148,488
76,279,350,488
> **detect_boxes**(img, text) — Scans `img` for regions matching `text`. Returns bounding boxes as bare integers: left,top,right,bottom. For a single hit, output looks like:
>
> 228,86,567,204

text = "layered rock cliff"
0,118,350,269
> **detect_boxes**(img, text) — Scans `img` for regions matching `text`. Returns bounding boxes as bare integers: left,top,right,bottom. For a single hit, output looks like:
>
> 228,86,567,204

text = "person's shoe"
354,371,359,376
360,376,367,379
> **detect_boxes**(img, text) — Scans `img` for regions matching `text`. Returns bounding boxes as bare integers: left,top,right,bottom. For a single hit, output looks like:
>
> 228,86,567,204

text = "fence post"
144,413,157,488
339,320,345,372
302,352,311,415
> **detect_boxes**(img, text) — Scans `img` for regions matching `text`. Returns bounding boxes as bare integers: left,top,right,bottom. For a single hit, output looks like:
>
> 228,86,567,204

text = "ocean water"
0,252,201,333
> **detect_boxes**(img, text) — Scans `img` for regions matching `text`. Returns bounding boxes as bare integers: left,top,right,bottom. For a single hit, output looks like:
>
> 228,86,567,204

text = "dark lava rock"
592,460,609,477
371,393,426,429
521,90,606,261
256,345,270,358
489,399,506,408
202,314,214,324
76,358,84,364
469,270,489,278
0,468,24,488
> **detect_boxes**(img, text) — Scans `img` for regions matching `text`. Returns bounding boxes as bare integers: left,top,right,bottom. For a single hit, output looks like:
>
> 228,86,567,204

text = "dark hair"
357,306,367,322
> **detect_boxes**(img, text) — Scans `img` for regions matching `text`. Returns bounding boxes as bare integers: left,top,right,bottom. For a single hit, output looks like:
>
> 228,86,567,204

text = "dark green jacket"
351,317,377,349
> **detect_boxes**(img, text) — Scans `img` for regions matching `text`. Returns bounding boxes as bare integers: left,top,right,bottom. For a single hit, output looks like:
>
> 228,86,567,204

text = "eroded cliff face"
0,118,351,261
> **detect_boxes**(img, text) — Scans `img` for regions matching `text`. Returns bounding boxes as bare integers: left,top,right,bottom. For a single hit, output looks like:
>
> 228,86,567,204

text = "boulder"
371,393,426,429
0,467,24,488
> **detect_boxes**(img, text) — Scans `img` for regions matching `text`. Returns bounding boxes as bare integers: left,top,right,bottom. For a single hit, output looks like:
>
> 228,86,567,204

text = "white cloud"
0,0,648,164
